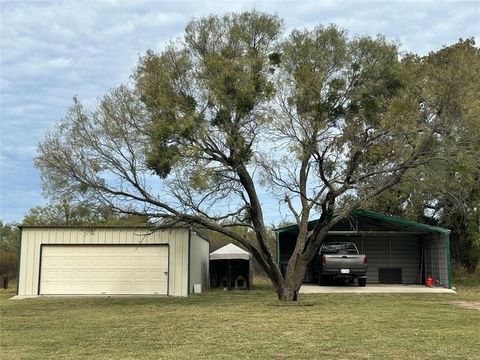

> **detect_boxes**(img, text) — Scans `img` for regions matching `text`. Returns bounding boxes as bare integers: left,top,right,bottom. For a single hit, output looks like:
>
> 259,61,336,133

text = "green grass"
1,280,479,360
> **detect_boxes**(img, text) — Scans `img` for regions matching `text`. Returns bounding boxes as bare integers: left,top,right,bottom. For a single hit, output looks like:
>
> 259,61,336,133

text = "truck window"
320,243,358,255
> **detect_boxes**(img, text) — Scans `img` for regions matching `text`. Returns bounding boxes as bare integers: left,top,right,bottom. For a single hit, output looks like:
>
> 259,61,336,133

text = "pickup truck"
318,242,368,286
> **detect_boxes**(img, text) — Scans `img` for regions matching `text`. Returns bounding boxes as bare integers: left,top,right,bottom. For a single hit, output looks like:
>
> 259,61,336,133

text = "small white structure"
210,243,252,289
15,226,209,298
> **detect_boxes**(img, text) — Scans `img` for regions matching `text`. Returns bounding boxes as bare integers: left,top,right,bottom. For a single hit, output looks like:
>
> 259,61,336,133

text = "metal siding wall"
172,231,179,295
201,236,210,288
189,233,210,292
181,231,188,295
424,235,449,287
17,232,28,295
390,238,419,284
18,227,189,297
26,230,36,294
339,236,419,284
362,237,389,283
170,231,177,294
439,235,449,286
180,231,186,294
33,231,42,293
426,238,437,281
439,236,448,286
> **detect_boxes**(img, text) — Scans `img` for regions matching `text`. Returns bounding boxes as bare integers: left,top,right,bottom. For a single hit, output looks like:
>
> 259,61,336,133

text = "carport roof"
275,209,450,235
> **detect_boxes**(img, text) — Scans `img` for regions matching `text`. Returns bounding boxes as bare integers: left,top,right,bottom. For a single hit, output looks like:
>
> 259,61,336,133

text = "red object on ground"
425,276,434,287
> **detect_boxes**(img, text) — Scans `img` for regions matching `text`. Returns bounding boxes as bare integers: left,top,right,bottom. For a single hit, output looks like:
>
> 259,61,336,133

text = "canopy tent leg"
228,259,232,290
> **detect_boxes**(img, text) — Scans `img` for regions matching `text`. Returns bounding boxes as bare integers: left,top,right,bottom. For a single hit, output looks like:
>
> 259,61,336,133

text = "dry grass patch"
451,301,480,311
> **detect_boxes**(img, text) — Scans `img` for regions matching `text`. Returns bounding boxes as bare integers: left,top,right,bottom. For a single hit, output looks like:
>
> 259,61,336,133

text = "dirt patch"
451,301,480,311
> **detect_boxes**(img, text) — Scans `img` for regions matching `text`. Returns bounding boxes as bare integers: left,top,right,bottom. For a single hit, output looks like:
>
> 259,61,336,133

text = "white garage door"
40,245,169,295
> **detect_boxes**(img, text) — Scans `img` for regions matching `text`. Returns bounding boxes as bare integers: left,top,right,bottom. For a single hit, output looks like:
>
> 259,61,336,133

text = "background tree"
23,201,150,226
0,221,20,280
367,39,480,272
36,12,479,300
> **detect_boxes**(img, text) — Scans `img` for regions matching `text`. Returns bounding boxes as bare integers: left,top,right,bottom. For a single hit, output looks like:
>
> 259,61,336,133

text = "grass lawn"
1,279,479,360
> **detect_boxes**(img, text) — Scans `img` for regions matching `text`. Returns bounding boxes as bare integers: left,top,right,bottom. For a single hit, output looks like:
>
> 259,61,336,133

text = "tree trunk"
278,286,298,301
257,219,331,301
274,260,309,301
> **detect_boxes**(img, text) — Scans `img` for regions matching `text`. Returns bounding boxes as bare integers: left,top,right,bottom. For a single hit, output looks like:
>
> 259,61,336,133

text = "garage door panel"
150,271,162,280
119,258,134,266
40,245,168,295
151,258,166,266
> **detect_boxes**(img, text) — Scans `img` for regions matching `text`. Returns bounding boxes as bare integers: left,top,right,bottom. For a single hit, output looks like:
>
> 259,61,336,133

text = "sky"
1,0,479,224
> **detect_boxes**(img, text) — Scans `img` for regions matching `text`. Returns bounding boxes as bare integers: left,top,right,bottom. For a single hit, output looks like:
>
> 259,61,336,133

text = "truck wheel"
358,277,367,287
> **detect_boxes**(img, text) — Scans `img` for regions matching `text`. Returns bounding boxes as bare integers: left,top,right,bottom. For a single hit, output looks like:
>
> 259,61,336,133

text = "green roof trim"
274,219,318,233
275,209,451,235
353,209,451,235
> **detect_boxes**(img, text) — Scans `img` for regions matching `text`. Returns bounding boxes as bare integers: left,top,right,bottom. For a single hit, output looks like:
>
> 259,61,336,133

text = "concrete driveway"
300,284,456,294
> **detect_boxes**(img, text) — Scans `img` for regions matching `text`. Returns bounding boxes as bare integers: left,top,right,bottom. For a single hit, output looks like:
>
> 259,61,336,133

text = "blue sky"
1,0,479,224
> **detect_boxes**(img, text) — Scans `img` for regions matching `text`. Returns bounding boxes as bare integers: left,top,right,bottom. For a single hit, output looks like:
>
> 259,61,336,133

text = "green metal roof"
275,209,450,235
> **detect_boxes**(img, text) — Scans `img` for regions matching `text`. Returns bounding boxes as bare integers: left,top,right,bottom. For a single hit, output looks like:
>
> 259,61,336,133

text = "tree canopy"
367,38,480,271
36,12,480,300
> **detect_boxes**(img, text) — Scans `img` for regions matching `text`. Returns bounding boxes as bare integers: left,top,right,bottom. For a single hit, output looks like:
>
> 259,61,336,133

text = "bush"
453,260,480,278
0,251,18,279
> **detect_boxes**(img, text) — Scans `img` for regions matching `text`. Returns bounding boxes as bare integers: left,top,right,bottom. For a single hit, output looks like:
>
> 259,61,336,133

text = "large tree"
36,12,478,300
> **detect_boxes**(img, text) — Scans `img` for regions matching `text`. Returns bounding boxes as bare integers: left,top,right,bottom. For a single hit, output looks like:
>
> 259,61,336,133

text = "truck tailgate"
324,255,366,270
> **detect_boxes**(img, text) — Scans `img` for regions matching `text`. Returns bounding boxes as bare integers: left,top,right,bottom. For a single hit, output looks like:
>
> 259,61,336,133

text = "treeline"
0,222,20,279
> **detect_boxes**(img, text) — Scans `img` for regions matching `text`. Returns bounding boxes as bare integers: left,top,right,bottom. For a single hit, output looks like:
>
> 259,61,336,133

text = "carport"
276,210,452,288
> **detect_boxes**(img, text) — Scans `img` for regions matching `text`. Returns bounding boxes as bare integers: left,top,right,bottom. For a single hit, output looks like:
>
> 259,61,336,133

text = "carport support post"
446,233,452,288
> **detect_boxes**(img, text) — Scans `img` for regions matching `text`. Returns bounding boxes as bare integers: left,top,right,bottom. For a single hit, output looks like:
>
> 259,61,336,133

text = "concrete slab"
9,295,40,300
300,284,456,294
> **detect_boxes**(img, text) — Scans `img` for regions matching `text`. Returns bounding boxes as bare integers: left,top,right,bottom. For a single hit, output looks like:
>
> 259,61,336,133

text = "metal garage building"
16,226,209,297
276,210,451,288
